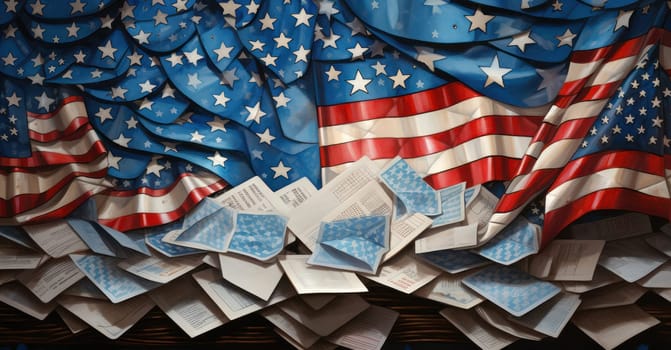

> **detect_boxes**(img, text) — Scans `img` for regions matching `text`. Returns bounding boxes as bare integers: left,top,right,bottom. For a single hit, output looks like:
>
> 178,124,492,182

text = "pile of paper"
0,157,669,349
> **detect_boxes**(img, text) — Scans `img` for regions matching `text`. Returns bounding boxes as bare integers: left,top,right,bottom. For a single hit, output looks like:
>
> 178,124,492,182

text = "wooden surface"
1,284,671,348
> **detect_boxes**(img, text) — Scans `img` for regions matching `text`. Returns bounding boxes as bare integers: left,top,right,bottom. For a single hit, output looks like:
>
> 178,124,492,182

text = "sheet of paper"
17,257,85,303
544,240,605,281
275,177,319,211
118,253,203,284
636,261,671,288
278,255,367,294
262,307,321,349
578,282,647,310
414,272,484,309
23,220,89,258
278,294,370,336
62,278,108,300
474,303,545,341
219,253,284,301
288,157,380,250
0,282,57,320
654,288,671,302
70,254,160,303
192,269,295,321
572,305,660,350
202,252,220,269
58,294,155,339
566,212,652,241
598,236,668,282
476,217,539,265
415,223,478,253
170,206,235,253
561,266,621,293
509,292,581,338
0,270,16,285
644,232,671,257
465,186,498,240
67,219,123,257
149,276,229,338
430,182,466,228
0,238,47,270
0,226,37,249
365,251,441,294
417,249,490,274
96,224,150,256
56,307,89,334
300,294,336,310
326,305,399,350
527,245,555,279
383,213,432,262
143,221,203,258
226,212,288,262
214,175,289,214
463,265,561,317
440,307,518,350
378,156,441,216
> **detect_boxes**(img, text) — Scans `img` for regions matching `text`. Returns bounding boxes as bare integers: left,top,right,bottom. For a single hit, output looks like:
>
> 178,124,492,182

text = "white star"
4,0,18,12
293,45,310,63
508,31,535,52
153,9,168,25
114,133,132,147
274,32,292,49
139,98,153,110
136,80,155,93
552,0,563,11
69,0,85,14
213,42,233,61
347,43,368,60
162,84,176,98
389,69,410,89
219,0,240,16
245,102,267,124
28,73,44,85
625,134,634,142
187,73,202,88
480,55,512,88
465,7,494,32
271,161,291,179
347,70,372,95
415,46,446,72
163,142,178,152
600,135,609,144
246,0,259,14
73,50,86,63
651,97,662,108
95,107,113,123
107,152,122,170
1,53,16,66
190,130,205,142
321,29,341,48
249,40,266,51
100,14,115,29
259,13,276,30
34,92,54,111
111,86,128,99
652,115,664,127
165,52,183,67
207,116,228,132
66,22,80,38
173,0,187,11
649,136,658,145
292,8,313,27
31,24,45,39
91,69,103,78
260,53,278,66
146,157,165,177
30,0,45,15
614,10,633,31
319,0,340,17
371,61,387,76
371,0,379,9
325,65,341,81
5,92,21,107
208,152,227,167
256,129,276,144
3,24,17,38
184,48,203,66
133,30,151,45
556,29,576,47
98,40,118,60
213,91,230,107
273,92,291,108
126,51,143,66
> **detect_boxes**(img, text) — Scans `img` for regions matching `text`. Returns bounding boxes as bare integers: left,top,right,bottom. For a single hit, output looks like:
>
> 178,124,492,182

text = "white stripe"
95,172,223,219
662,43,671,71
564,60,603,83
28,101,87,135
545,168,670,212
0,154,108,199
30,127,101,156
584,55,638,87
319,96,548,146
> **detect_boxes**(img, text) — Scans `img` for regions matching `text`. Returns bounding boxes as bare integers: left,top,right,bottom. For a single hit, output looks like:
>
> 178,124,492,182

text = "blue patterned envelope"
174,206,236,252
475,217,539,265
308,215,390,274
226,212,288,261
379,157,441,216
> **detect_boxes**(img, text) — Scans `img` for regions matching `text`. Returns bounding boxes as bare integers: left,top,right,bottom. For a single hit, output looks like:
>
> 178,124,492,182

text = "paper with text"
17,257,84,303
414,272,484,309
440,307,518,350
474,303,545,341
118,253,203,284
637,261,671,288
430,182,466,227
215,176,289,214
579,282,647,310
0,238,47,270
326,305,399,350
279,255,367,294
0,282,56,320
415,223,478,253
24,220,89,258
545,240,605,281
598,236,668,282
384,213,432,262
561,266,621,293
418,249,490,274
566,213,652,241
509,292,581,338
365,251,441,294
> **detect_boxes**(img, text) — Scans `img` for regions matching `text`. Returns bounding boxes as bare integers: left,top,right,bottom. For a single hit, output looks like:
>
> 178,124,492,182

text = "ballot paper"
463,265,561,317
95,224,150,256
70,254,160,303
509,292,581,338
192,269,295,320
23,220,89,258
62,278,108,300
300,294,336,310
0,226,36,249
644,232,671,257
288,157,380,250
598,236,668,282
278,294,370,336
539,240,605,281
183,198,224,228
417,249,490,274
219,253,284,301
308,215,389,274
430,182,466,227
58,294,155,339
636,261,671,288
202,253,221,269
415,223,478,253
67,219,125,257
572,305,660,350
226,212,287,262
16,257,85,303
578,282,647,310
384,213,433,262
0,282,57,320
262,307,321,349
379,156,441,216
170,206,236,252
365,251,441,294
149,276,229,338
414,272,484,309
118,253,203,284
464,185,498,240
440,307,518,350
56,307,90,334
566,212,652,241
214,175,290,214
144,221,203,258
275,177,319,211
326,305,399,350
0,238,47,270
474,303,545,341
475,217,539,265
561,267,621,293
279,255,367,294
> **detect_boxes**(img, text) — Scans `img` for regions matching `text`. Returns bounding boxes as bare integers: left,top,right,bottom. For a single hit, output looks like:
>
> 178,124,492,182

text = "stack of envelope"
0,156,670,350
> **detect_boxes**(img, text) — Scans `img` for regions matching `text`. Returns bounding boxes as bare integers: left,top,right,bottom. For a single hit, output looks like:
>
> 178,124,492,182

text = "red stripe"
317,82,481,126
0,140,106,167
542,188,670,247
496,168,558,213
28,116,89,143
320,115,543,167
569,35,648,63
25,189,97,225
98,181,227,232
424,157,523,189
26,96,85,120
